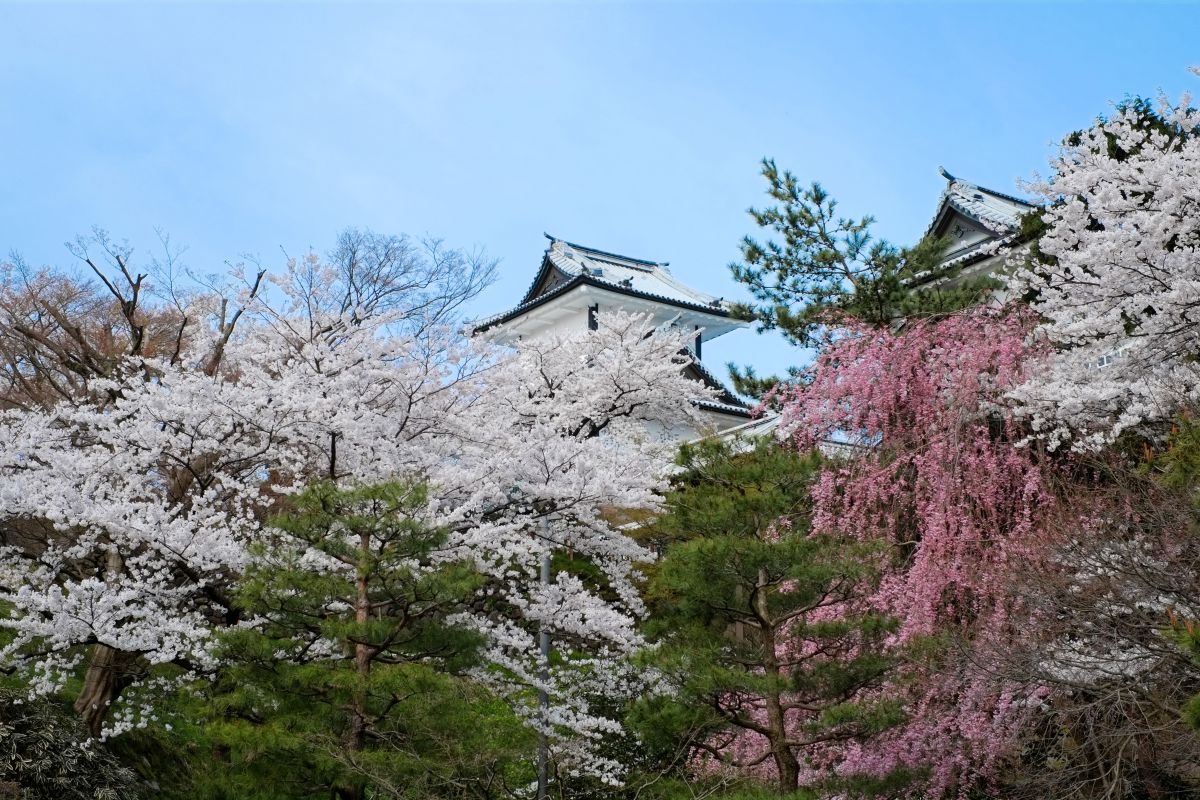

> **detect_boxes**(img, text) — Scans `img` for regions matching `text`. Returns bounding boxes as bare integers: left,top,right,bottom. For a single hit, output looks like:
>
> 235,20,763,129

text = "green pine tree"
633,439,901,796
727,158,991,398
157,481,533,800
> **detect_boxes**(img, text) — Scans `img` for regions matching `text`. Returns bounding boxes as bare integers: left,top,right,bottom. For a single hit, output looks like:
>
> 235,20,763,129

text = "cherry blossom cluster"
771,310,1051,796
0,251,708,782
1009,86,1200,448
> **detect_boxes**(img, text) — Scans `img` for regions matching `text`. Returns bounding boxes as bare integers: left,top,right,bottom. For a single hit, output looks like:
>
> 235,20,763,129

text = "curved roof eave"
474,273,739,334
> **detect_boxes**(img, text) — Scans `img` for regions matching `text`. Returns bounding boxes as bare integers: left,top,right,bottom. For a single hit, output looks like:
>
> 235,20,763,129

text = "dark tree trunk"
756,567,801,793
74,643,132,738
75,549,133,737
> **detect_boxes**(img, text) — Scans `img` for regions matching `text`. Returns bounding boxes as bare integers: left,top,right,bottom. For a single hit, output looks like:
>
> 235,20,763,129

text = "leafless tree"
328,228,496,335
992,455,1200,799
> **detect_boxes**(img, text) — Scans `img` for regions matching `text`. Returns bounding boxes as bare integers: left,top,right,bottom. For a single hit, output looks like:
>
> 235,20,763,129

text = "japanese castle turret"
916,167,1035,286
725,168,1037,443
474,235,754,439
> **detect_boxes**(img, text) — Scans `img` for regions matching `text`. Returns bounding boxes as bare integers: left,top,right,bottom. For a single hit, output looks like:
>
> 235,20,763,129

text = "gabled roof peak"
534,236,725,311
933,168,1032,211
473,235,744,334
913,167,1039,276
543,234,668,271
923,168,1034,242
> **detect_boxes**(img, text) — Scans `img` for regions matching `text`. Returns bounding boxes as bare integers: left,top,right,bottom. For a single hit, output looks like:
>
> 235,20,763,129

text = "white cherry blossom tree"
445,311,708,782
0,234,707,782
1009,79,1200,448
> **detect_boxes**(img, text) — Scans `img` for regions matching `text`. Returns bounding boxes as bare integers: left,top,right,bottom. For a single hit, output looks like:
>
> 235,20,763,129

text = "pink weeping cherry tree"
761,309,1053,797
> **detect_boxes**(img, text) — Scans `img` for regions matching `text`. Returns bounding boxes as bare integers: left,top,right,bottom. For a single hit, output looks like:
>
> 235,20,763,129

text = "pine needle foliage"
634,439,901,795
727,158,993,398
155,481,533,800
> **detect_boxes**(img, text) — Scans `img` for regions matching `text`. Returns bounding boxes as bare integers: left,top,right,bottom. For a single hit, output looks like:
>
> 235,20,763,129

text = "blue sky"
2,1,1197,382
